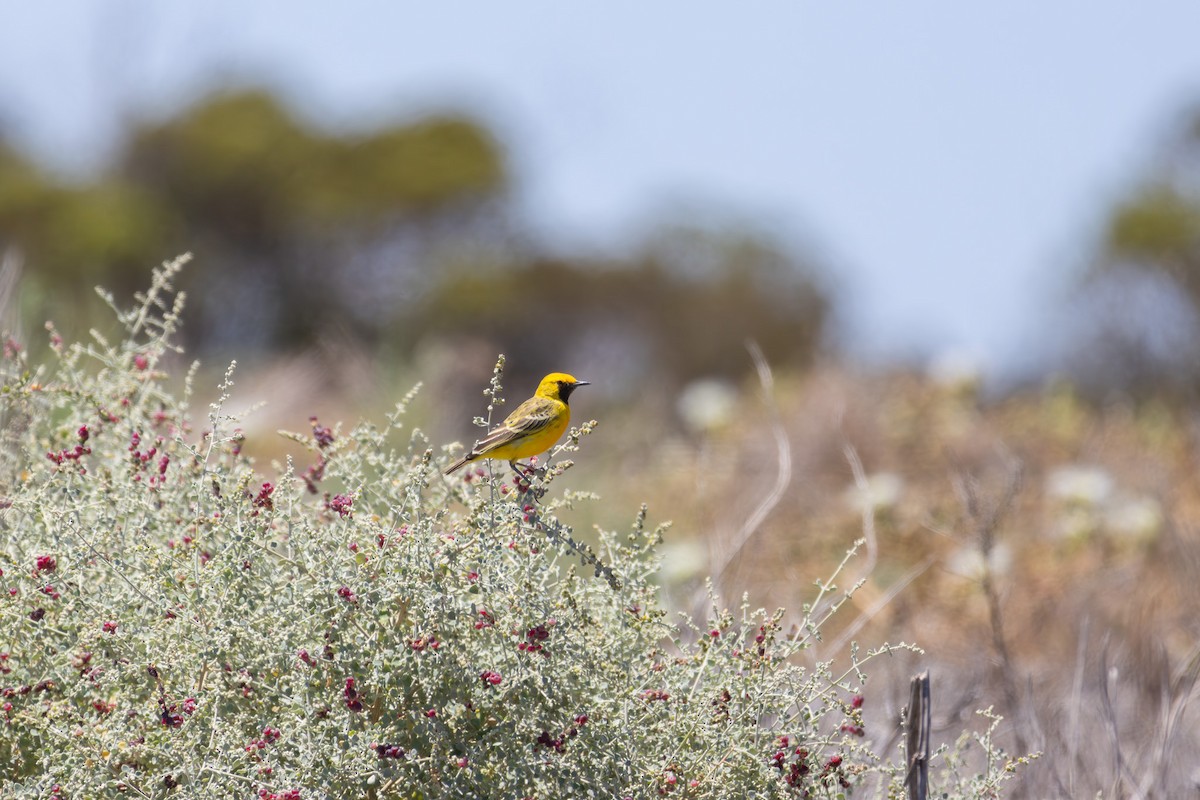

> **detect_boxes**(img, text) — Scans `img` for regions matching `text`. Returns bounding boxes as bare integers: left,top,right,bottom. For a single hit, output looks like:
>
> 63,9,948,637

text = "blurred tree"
409,224,829,394
0,89,508,350
0,142,174,310
1072,104,1200,399
121,90,508,350
0,87,832,392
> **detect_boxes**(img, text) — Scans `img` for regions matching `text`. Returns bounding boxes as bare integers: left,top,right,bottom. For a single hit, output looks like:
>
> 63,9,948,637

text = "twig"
953,461,1027,757
706,339,792,595
0,248,21,335
1066,617,1089,796
1137,642,1200,799
1098,640,1142,798
842,440,878,578
820,555,935,661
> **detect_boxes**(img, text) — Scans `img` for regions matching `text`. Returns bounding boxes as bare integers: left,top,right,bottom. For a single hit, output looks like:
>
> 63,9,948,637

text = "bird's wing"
470,397,559,454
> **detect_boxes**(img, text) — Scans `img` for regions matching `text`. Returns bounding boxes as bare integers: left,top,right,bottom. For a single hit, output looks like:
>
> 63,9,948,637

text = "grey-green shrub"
0,256,1024,798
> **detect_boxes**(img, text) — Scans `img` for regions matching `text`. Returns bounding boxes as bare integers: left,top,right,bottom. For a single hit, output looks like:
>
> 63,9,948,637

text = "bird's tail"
443,454,474,475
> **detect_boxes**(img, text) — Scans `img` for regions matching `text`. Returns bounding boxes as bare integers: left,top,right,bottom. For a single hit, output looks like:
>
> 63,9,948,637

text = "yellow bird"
444,372,589,475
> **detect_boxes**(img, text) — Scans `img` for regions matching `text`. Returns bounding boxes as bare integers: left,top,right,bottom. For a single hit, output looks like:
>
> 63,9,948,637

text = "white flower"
1052,506,1100,542
1045,465,1114,507
659,539,709,585
843,472,904,514
927,348,984,392
676,379,738,434
1104,495,1163,543
946,542,1013,581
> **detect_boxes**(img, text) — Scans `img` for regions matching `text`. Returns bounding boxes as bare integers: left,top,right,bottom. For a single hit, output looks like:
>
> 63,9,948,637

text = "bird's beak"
575,380,590,386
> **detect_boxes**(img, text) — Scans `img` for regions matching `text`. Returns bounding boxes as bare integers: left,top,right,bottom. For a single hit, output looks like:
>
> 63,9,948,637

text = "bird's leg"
509,461,533,495
528,457,550,504
510,459,547,502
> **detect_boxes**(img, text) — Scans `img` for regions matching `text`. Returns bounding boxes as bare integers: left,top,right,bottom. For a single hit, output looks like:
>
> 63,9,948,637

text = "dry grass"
606,363,1200,798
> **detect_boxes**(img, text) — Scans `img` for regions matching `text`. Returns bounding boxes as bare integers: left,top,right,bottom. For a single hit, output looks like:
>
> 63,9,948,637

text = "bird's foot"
510,460,547,502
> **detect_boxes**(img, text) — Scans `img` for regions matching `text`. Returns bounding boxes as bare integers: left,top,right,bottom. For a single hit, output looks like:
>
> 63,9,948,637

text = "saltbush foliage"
0,257,1021,798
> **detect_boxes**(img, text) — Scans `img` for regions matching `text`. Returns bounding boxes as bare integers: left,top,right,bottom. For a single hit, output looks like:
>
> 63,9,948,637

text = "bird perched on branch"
444,372,589,475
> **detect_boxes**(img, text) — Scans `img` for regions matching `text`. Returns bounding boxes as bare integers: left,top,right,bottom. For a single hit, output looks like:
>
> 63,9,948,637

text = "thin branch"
953,461,1027,757
842,440,878,578
1066,617,1090,797
706,339,792,596
820,555,935,661
1098,640,1143,799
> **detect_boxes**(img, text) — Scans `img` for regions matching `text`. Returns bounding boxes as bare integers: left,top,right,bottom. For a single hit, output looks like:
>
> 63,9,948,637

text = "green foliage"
0,90,506,349
0,151,172,292
1106,186,1200,266
0,259,1019,798
0,88,833,392
0,87,833,385
1069,104,1200,398
1090,106,1200,297
39,182,175,282
413,227,828,390
123,91,504,235
1092,107,1200,285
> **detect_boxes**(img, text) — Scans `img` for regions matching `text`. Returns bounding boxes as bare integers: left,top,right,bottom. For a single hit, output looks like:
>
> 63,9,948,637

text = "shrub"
0,256,1023,797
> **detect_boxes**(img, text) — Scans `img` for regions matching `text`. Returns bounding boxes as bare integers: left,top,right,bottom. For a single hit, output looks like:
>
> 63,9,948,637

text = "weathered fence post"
904,671,931,800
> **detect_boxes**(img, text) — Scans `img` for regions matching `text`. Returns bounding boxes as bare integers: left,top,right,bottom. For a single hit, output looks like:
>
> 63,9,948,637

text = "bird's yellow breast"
485,406,570,462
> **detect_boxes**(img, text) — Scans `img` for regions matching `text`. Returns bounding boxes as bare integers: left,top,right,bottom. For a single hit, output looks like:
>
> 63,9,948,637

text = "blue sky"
4,2,1200,373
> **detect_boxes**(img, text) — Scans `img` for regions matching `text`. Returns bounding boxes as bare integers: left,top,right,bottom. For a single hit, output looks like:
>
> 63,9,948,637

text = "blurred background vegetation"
5,86,1200,405
3,62,1200,795
0,88,829,400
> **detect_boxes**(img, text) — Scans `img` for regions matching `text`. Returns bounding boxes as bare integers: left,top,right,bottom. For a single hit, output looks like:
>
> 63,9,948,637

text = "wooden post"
905,671,931,800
